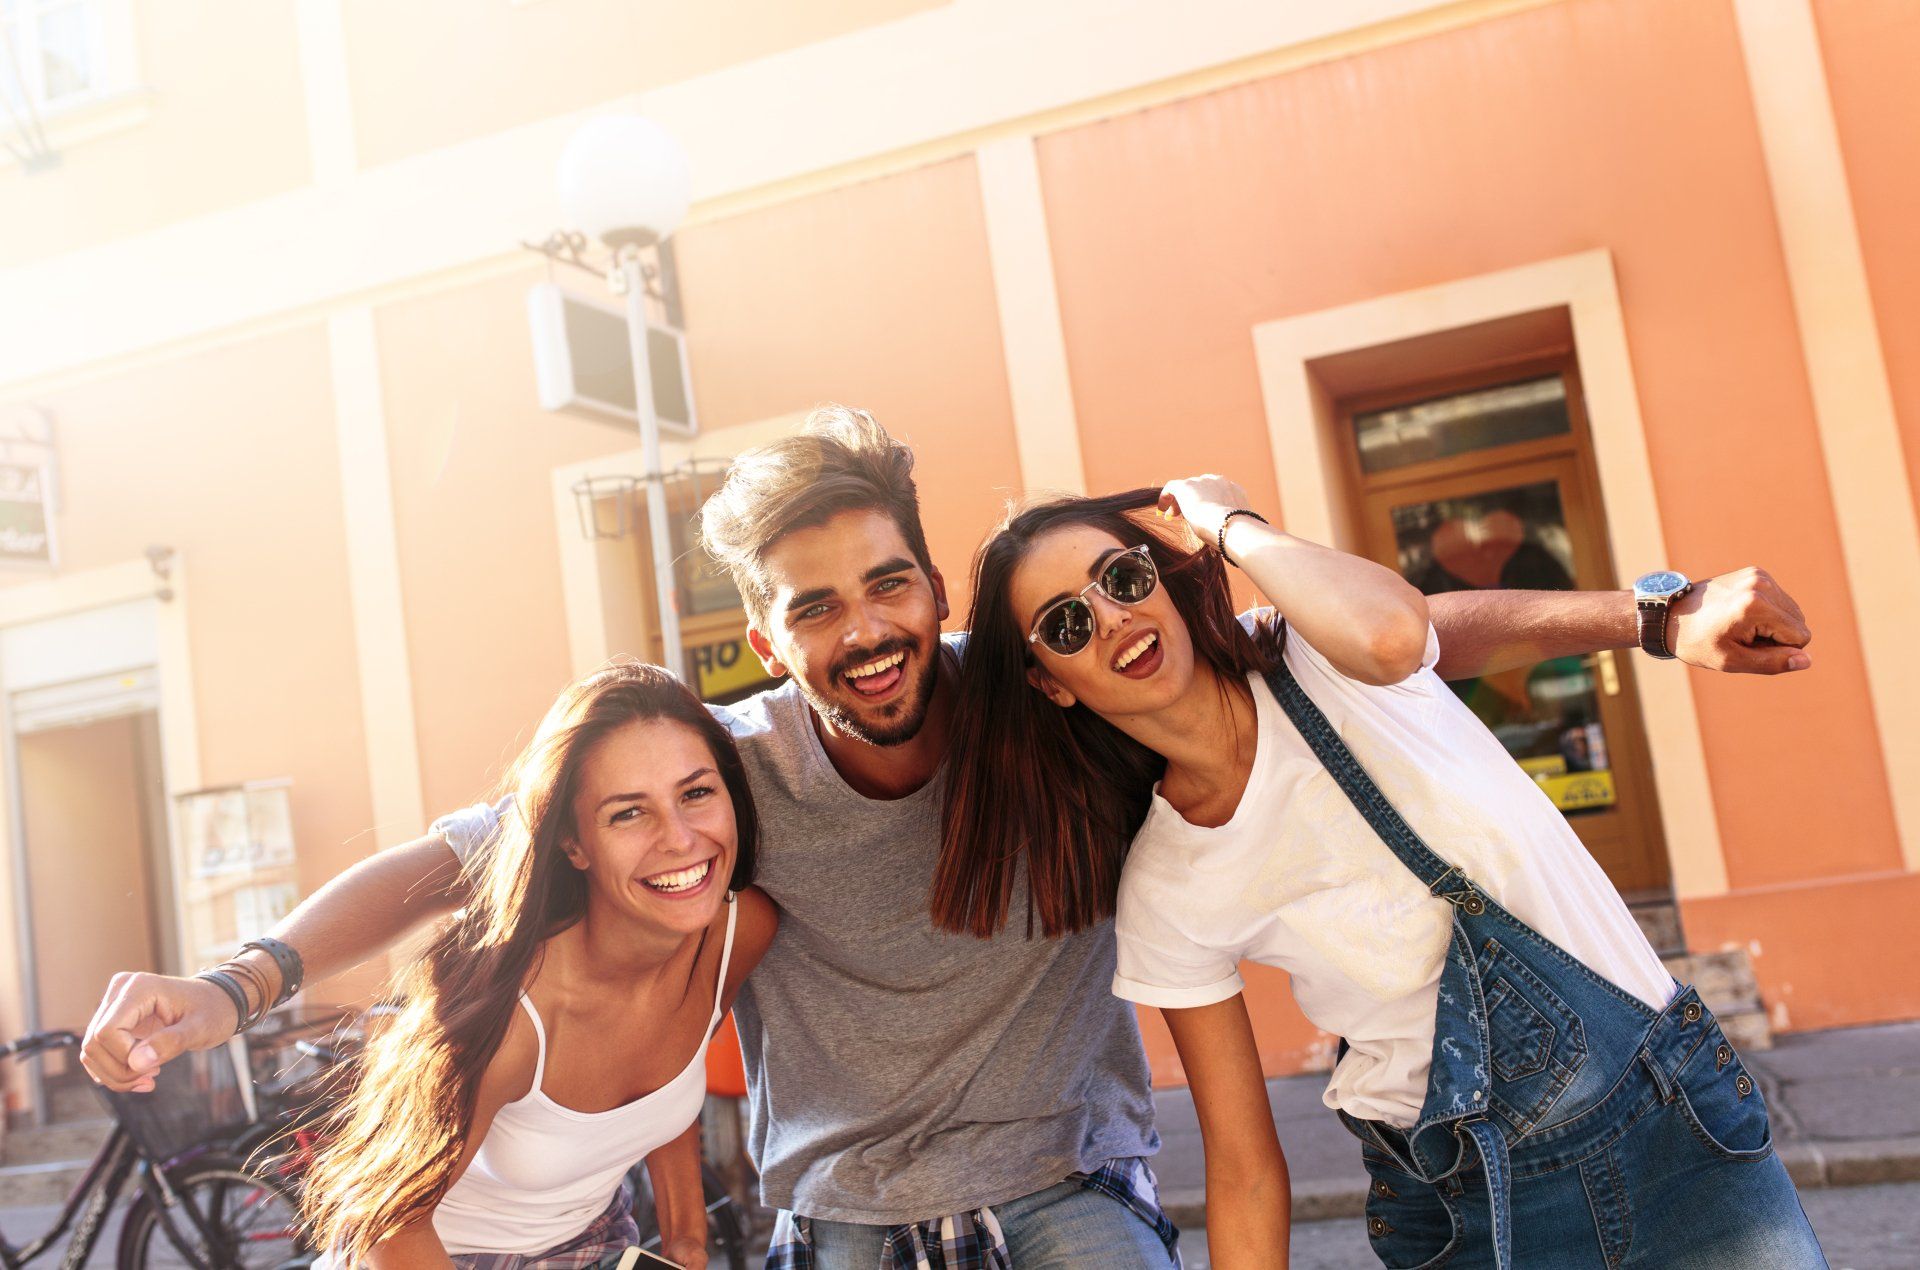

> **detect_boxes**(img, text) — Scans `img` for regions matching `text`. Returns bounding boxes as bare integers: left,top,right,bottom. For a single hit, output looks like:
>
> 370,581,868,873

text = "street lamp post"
558,116,693,683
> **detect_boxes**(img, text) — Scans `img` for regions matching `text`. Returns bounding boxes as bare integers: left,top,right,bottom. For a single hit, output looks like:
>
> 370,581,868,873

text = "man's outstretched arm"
82,834,468,1092
1427,566,1813,681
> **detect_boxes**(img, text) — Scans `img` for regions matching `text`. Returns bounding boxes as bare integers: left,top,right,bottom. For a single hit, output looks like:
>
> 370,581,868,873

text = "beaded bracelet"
1217,508,1270,567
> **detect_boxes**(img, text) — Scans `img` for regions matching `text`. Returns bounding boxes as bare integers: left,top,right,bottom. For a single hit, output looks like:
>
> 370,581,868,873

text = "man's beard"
802,637,940,748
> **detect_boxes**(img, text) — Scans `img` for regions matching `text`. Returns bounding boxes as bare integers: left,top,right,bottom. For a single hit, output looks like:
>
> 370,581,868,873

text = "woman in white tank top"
301,662,778,1269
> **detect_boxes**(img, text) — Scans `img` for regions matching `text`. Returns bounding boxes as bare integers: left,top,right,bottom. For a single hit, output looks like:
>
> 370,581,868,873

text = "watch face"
1636,570,1689,600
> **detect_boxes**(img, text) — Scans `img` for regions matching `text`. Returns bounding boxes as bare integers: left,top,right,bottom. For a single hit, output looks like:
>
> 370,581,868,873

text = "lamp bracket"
522,231,667,301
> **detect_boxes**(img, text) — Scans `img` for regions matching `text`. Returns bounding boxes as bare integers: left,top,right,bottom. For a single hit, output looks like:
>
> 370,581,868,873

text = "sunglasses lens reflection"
1104,551,1157,604
1044,600,1096,655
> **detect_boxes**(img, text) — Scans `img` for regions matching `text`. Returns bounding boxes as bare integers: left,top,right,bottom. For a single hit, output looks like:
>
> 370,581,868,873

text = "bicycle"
0,1030,303,1270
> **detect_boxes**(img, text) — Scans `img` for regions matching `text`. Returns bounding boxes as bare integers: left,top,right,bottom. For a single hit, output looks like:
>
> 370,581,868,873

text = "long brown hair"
300,662,757,1260
930,489,1282,939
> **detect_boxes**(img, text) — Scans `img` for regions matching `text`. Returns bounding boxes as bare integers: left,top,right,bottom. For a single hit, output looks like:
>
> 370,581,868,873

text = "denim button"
1373,1179,1397,1199
1368,1216,1393,1237
1716,1043,1733,1069
1683,1001,1703,1023
1736,1074,1754,1098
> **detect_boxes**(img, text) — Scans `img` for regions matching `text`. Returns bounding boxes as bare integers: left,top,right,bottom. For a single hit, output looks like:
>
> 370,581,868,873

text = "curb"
1161,1137,1920,1229
1779,1137,1920,1189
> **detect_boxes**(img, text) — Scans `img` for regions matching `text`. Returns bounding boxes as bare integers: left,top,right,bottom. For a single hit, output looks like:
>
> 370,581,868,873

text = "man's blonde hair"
699,406,935,624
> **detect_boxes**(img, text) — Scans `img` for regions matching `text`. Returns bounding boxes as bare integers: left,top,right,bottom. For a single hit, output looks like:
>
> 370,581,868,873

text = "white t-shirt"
1111,624,1676,1127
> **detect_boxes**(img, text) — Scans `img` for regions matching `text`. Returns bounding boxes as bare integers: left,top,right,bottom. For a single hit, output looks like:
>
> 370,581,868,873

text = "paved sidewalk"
1151,1020,1920,1228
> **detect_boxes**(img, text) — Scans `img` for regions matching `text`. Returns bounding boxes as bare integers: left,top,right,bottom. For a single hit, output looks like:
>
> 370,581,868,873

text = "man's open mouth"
641,858,714,896
843,649,908,699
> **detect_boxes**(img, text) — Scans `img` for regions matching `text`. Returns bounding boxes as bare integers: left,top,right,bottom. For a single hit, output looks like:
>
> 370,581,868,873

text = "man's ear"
929,566,952,625
1026,664,1077,709
746,626,788,679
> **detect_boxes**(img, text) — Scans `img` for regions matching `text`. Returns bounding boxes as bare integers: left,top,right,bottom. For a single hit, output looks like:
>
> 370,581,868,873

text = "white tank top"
433,895,738,1255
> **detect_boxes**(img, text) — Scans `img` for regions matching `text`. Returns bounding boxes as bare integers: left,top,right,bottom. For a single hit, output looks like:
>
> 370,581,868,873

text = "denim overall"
1265,662,1826,1269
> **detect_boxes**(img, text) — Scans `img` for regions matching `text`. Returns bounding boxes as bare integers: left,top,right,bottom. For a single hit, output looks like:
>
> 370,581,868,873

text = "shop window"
1353,375,1571,475
2,0,140,166
2,0,108,111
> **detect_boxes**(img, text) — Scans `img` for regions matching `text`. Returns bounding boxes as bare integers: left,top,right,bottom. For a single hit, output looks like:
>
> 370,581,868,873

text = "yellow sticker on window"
1536,769,1617,812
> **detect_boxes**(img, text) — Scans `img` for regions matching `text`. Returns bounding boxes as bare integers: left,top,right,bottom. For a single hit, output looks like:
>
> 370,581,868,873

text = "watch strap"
1636,601,1672,659
1635,582,1692,660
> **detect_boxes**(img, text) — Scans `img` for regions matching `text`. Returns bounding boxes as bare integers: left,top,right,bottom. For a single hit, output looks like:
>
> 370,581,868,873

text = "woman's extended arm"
1161,476,1429,684
84,834,470,1091
1163,995,1291,1270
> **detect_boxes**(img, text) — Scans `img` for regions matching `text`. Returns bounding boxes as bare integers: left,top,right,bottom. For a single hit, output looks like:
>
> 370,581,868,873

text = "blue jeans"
801,1178,1177,1269
1267,660,1826,1269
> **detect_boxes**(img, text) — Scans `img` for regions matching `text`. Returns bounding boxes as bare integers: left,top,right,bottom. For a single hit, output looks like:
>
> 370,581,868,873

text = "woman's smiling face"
1010,524,1199,720
566,717,738,937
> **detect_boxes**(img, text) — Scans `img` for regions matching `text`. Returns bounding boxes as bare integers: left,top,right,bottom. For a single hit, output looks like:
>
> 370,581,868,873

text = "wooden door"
1345,365,1671,896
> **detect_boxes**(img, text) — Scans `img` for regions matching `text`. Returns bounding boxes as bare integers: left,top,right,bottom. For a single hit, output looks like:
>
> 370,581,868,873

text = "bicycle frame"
0,1121,134,1270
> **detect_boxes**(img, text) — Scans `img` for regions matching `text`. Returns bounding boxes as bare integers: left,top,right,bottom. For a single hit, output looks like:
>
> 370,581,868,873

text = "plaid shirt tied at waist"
763,1157,1181,1270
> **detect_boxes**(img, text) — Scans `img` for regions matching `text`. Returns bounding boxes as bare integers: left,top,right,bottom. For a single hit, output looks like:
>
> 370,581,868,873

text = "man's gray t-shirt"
436,641,1158,1224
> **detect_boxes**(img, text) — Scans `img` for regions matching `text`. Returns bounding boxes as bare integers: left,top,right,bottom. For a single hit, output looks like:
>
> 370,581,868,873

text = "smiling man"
81,407,1812,1269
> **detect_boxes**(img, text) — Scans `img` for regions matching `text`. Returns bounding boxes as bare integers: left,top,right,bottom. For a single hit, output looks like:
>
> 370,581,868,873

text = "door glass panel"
1354,375,1570,474
1390,479,1617,816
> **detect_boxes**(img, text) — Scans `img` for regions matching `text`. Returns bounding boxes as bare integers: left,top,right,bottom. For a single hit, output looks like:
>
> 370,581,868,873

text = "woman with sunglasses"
930,476,1823,1269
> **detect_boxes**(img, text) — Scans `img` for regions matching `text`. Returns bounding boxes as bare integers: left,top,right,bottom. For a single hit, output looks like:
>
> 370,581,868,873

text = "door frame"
0,558,199,1121
1251,249,1729,901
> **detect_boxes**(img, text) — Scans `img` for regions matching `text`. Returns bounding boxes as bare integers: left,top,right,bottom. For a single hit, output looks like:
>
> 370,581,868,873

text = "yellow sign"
1518,755,1568,779
689,637,770,702
1536,769,1617,812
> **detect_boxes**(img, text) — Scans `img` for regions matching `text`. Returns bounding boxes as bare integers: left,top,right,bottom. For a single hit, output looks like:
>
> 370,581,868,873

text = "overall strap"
1265,659,1512,1267
1462,1118,1514,1270
1262,661,1488,915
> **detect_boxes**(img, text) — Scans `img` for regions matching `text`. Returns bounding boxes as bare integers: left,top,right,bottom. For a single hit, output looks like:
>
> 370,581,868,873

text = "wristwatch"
1633,570,1693,660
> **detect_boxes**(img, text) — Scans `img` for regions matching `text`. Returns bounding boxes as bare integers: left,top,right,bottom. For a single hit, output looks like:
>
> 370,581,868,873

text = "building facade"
2,0,1918,1113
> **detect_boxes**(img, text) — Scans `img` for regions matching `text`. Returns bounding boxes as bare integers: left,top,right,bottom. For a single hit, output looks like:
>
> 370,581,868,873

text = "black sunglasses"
1027,545,1160,657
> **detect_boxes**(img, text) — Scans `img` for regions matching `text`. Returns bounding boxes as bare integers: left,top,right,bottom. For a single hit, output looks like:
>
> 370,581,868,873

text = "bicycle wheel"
116,1154,305,1270
703,1162,748,1270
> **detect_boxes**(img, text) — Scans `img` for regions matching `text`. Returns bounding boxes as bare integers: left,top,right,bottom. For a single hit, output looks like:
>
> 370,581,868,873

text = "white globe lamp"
558,115,691,249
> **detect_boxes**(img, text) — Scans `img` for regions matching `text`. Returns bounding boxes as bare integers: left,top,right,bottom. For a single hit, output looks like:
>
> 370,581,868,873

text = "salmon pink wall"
1812,0,1920,526
1684,874,1920,1034
672,156,1025,621
1034,0,1904,1060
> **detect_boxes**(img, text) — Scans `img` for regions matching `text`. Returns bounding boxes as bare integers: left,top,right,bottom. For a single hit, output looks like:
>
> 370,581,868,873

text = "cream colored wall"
380,153,1024,820
19,716,155,1048
341,0,948,169
373,267,655,821
0,0,312,270
9,325,384,999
